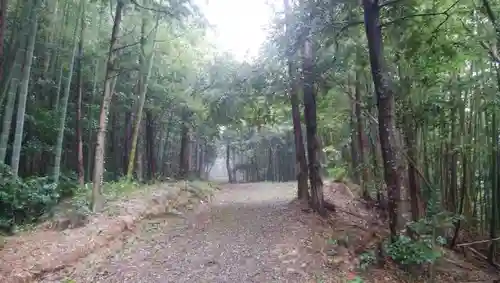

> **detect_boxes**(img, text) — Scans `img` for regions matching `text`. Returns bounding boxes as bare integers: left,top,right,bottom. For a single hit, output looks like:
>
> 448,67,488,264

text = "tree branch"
481,0,500,54
112,41,141,52
129,0,175,17
380,0,461,27
427,1,462,43
379,0,406,8
457,236,500,247
481,0,498,28
460,19,500,63
112,16,161,53
335,21,365,37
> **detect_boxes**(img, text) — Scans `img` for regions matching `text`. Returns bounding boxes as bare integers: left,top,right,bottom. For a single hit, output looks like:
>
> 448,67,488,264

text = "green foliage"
358,250,376,270
63,185,93,215
327,238,338,246
346,273,364,283
382,212,461,268
408,211,462,236
327,166,347,182
0,163,75,233
100,178,141,200
385,234,442,266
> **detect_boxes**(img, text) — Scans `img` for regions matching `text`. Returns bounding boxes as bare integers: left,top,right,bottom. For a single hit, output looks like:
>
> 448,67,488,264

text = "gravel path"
41,182,334,283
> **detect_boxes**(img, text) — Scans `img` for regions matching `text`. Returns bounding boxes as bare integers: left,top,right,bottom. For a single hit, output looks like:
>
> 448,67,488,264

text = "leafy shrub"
57,173,80,198
327,166,347,182
384,211,460,268
385,234,442,266
346,273,364,283
0,164,78,233
358,250,376,270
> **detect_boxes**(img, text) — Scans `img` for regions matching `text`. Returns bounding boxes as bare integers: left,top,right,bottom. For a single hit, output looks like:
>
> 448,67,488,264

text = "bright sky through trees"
198,0,274,61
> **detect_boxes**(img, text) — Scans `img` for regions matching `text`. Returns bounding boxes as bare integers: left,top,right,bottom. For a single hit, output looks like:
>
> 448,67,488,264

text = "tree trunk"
92,0,124,211
301,3,326,216
53,11,79,184
0,0,7,84
350,86,360,184
161,110,173,175
399,70,424,221
54,66,63,111
86,9,103,181
178,113,190,179
284,0,309,201
0,0,32,163
126,9,157,180
226,141,234,183
123,109,132,174
136,122,144,182
10,0,39,176
403,112,423,221
75,0,86,187
362,0,402,241
41,0,58,76
354,71,370,199
146,109,155,179
488,74,499,263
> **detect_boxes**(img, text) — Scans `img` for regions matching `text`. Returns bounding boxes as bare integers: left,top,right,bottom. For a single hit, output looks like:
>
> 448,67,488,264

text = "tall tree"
0,0,7,84
53,3,80,184
284,0,309,201
301,1,326,216
92,0,124,211
362,0,402,241
0,1,32,163
75,0,86,187
10,0,40,176
127,3,158,180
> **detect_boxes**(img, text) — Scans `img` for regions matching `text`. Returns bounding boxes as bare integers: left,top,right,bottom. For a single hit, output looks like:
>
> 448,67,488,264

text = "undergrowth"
0,163,75,234
358,250,376,270
1,164,214,236
354,211,462,281
326,165,347,182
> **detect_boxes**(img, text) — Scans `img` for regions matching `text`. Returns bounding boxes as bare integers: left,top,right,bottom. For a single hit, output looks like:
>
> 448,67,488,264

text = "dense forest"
0,0,500,275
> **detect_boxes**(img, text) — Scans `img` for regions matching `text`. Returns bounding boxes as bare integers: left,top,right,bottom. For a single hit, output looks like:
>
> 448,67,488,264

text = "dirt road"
41,182,335,283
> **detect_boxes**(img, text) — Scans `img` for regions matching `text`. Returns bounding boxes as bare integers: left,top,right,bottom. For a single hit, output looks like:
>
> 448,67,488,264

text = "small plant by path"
346,272,364,283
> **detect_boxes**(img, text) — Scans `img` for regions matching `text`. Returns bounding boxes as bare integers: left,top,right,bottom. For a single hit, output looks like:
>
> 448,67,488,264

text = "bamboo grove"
0,0,224,230
261,0,500,266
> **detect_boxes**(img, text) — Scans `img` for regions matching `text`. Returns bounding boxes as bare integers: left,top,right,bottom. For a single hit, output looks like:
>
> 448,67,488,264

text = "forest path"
41,182,341,283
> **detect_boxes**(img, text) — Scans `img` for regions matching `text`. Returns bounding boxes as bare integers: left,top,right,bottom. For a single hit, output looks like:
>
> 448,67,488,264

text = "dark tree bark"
146,109,155,179
136,122,144,182
178,115,190,179
354,71,370,199
301,2,326,216
161,110,173,175
283,0,309,201
267,145,273,181
403,115,424,221
123,109,133,175
362,0,402,241
399,71,424,221
226,141,234,183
